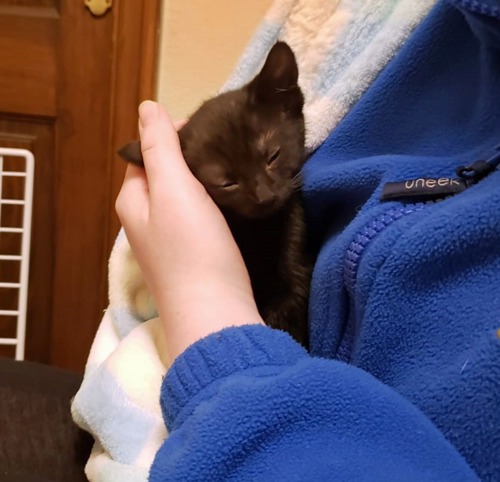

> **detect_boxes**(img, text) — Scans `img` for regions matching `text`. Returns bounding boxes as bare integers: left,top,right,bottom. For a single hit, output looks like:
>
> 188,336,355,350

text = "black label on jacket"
381,178,467,201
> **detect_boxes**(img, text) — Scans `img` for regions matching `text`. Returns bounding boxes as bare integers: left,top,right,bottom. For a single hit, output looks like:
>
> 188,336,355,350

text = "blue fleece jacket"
150,1,500,481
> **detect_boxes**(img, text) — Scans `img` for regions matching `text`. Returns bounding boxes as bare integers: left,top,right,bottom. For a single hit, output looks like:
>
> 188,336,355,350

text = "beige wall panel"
157,0,273,120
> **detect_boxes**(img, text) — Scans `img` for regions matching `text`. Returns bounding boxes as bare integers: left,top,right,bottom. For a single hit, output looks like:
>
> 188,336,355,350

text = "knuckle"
115,192,126,219
141,142,158,160
115,187,132,221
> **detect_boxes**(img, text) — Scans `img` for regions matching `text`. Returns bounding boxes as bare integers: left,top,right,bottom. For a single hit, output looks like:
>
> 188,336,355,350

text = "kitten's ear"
117,141,144,167
248,42,303,114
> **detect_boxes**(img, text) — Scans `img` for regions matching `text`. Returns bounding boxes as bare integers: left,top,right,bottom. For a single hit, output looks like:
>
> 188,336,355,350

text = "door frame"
106,0,163,256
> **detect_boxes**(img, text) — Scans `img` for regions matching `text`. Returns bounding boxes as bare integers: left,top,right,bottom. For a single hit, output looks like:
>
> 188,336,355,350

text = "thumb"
138,101,192,197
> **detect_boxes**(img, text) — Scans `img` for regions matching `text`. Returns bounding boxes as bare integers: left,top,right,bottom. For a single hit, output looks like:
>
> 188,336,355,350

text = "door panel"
0,0,161,371
0,4,57,116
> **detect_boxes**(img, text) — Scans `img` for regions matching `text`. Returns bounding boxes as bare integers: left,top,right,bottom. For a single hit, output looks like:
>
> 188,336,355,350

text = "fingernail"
139,100,158,126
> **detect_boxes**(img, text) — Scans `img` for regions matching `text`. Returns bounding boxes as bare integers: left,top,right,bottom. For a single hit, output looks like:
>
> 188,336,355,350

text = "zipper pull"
456,160,496,186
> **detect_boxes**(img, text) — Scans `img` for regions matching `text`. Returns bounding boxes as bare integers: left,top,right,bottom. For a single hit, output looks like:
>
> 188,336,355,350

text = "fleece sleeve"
149,325,478,482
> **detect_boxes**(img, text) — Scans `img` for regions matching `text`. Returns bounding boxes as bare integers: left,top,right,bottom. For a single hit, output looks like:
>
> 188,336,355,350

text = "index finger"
115,162,149,227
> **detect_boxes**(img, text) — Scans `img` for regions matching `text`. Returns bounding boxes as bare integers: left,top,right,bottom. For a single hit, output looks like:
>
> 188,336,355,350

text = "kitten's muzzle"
255,184,276,206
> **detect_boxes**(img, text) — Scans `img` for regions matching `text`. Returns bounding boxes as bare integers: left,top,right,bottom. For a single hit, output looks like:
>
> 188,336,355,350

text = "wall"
156,0,273,120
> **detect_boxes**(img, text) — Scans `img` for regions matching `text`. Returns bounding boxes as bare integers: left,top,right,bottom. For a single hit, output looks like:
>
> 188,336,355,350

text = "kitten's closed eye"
220,179,239,189
267,147,280,166
194,162,239,191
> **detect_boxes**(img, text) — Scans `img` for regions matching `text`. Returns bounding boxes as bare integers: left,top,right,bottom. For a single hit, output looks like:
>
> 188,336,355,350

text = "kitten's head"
179,41,305,219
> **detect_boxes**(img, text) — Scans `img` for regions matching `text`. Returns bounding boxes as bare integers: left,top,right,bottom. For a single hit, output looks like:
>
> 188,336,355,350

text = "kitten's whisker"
288,178,303,193
288,172,303,191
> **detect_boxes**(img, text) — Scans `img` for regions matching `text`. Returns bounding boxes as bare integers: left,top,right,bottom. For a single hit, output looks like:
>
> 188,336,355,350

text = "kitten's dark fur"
119,42,311,347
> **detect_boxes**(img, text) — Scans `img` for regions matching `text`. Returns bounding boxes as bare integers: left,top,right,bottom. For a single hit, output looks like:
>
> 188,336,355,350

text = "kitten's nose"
255,184,276,206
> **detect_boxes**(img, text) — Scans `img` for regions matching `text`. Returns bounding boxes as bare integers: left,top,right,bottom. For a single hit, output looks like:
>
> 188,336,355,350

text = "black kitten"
119,42,311,347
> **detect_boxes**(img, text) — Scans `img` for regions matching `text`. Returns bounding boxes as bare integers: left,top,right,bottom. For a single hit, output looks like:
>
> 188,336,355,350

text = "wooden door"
0,0,161,371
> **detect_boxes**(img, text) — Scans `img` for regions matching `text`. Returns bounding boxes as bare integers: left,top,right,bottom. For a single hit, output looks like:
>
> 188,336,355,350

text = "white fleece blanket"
71,1,436,480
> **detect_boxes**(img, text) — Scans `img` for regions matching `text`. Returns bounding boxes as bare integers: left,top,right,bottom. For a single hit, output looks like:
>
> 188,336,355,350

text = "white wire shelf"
0,148,34,360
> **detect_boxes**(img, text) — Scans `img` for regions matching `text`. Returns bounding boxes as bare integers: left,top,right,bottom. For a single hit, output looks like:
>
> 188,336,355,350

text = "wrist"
156,282,264,363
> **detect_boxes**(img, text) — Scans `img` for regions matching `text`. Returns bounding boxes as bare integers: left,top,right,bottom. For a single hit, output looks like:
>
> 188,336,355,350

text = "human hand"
116,101,264,363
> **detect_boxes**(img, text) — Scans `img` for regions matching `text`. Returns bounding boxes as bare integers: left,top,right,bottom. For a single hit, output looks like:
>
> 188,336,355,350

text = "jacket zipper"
335,153,500,363
336,203,426,362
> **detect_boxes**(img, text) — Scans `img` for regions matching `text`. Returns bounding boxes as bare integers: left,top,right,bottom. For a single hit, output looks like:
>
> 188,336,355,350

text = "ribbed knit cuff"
161,325,308,430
